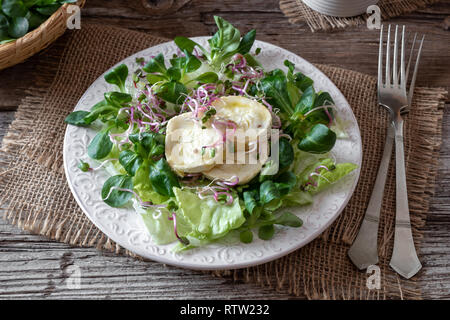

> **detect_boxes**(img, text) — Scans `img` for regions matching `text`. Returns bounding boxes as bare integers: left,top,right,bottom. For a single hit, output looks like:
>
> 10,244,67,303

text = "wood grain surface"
0,0,449,299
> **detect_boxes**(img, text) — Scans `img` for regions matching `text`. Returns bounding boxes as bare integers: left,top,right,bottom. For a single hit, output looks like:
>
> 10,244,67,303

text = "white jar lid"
302,0,380,17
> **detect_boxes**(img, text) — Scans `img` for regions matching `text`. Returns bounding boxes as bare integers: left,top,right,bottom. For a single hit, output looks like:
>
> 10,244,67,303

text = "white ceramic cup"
302,0,380,17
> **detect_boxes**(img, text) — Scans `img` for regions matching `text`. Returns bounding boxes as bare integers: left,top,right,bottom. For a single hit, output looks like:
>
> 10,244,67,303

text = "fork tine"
386,25,391,86
405,32,417,86
393,25,399,86
400,26,406,89
408,35,425,106
378,24,384,87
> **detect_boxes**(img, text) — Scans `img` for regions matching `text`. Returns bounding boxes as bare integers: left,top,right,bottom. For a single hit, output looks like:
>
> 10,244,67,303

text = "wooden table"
0,0,449,299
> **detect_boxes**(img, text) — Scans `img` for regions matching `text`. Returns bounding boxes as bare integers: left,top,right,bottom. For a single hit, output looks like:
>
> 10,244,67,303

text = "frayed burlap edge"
279,0,442,32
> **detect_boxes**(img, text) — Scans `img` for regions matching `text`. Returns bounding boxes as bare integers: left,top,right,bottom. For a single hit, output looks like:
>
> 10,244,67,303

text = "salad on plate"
65,16,357,252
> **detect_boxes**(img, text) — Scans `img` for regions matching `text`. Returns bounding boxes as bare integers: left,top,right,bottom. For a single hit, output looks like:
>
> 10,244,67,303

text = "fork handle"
348,122,394,269
390,117,422,279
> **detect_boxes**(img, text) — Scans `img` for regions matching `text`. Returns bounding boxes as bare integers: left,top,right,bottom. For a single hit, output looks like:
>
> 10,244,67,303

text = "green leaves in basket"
0,0,73,43
8,16,28,38
2,1,28,18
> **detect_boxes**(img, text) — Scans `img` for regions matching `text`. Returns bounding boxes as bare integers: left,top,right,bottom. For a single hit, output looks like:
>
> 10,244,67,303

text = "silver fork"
348,25,424,279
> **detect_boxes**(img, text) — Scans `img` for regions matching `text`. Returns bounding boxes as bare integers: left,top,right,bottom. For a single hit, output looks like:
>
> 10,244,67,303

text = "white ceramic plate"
63,37,362,270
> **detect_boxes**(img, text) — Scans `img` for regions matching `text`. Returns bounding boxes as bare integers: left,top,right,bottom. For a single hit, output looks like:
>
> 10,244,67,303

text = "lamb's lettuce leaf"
133,163,168,205
298,158,358,194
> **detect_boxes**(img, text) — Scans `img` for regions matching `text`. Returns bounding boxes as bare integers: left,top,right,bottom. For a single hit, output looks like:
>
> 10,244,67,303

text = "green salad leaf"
101,174,133,208
297,123,337,154
104,64,129,93
119,150,142,176
299,158,358,193
87,129,113,160
148,158,180,197
258,224,274,240
133,163,168,205
173,187,245,245
64,110,91,126
259,61,337,154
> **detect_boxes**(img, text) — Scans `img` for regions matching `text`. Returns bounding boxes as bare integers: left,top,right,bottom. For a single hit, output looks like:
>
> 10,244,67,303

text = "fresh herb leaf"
259,180,281,205
297,123,337,154
209,16,241,57
294,72,314,92
101,174,133,207
174,36,208,58
143,53,167,74
119,150,142,176
88,99,107,111
0,14,9,34
237,29,256,54
243,189,259,215
278,138,294,170
196,72,219,84
315,91,334,107
146,73,166,85
157,81,187,105
148,158,180,197
169,50,201,74
239,230,253,243
104,64,128,92
64,111,91,127
258,224,275,240
104,91,132,108
26,10,45,29
274,171,297,196
259,74,294,115
294,85,316,114
8,16,28,38
2,0,28,18
243,53,261,68
87,130,113,160
166,66,181,81
274,212,303,227
35,4,59,16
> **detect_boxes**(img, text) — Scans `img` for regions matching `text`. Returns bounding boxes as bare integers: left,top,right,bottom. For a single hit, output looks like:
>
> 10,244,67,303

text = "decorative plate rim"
63,37,362,270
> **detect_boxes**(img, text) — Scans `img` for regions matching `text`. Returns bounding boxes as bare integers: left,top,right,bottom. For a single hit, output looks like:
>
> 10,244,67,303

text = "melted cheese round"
165,96,272,182
211,96,272,134
165,112,223,175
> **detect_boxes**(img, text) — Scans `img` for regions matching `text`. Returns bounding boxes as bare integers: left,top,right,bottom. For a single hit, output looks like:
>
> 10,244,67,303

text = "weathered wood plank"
0,218,293,299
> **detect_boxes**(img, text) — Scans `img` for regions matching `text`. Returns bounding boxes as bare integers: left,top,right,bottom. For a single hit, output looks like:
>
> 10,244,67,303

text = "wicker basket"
0,0,85,71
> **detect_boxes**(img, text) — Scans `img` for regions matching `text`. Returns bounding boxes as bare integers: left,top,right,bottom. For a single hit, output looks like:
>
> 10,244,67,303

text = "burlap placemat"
280,0,441,32
0,24,446,299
